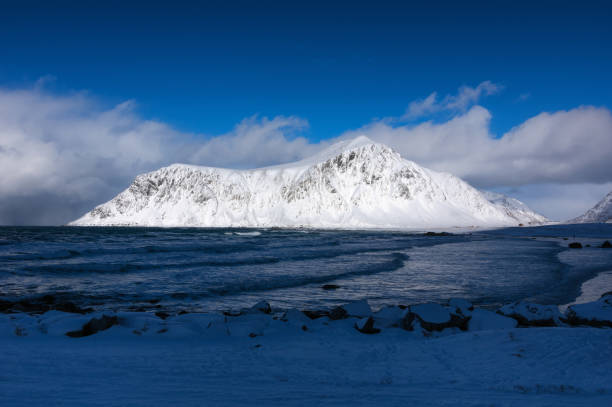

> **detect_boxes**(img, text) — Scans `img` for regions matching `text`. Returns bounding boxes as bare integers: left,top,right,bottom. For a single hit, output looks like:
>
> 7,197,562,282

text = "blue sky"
1,1,610,139
1,1,612,224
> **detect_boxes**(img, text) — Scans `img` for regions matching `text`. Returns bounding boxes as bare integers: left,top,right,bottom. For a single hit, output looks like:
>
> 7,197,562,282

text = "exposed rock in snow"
448,298,474,316
468,309,517,331
247,300,272,315
372,305,407,328
70,136,526,228
497,302,562,327
405,303,470,332
480,190,549,225
354,316,380,334
568,190,612,223
65,314,118,338
563,293,612,327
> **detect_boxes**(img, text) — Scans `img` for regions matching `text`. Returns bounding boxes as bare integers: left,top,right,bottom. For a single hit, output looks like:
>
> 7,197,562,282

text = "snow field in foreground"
2,297,612,406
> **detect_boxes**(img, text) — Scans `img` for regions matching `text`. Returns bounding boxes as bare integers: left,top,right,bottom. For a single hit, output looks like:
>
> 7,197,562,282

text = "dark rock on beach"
601,240,612,248
223,300,272,317
424,232,453,237
250,300,272,314
321,284,340,290
355,317,380,334
406,303,471,332
568,242,583,248
155,311,171,320
66,315,119,338
562,293,612,328
54,302,93,314
302,310,329,320
497,302,560,327
328,306,348,320
0,297,92,315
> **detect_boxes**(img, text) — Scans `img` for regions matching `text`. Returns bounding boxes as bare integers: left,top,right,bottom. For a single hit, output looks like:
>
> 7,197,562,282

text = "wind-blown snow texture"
569,191,612,223
71,136,546,228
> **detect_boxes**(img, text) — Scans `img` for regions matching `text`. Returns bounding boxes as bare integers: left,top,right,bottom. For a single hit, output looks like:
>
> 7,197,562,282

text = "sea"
1,224,612,313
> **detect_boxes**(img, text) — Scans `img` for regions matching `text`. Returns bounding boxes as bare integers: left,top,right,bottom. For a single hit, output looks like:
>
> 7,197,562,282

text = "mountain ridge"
568,191,612,223
71,137,547,229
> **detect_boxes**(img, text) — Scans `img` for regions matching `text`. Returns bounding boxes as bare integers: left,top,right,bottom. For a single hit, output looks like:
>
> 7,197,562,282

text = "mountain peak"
286,136,393,169
70,135,542,228
322,135,384,154
569,190,612,223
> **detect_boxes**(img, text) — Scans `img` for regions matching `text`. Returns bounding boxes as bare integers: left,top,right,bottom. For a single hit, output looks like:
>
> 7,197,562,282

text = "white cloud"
343,105,612,188
403,92,438,119
401,81,502,120
0,87,316,225
189,115,317,169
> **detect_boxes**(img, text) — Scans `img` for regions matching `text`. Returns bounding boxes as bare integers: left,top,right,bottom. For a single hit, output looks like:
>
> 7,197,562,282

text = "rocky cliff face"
71,136,537,228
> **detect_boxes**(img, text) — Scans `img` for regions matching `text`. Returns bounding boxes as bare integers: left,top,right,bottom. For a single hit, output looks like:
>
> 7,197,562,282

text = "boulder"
54,301,93,314
448,298,474,316
468,309,517,331
248,300,272,314
601,240,612,248
372,305,406,328
424,231,453,236
568,242,583,249
497,302,561,326
354,317,380,334
405,303,470,332
226,301,272,316
401,311,416,331
66,314,119,337
0,297,92,315
321,300,373,321
302,310,329,320
321,284,340,290
563,295,612,328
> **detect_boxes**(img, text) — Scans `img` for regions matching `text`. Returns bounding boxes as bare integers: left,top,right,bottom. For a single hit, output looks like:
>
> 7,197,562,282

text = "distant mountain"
70,136,527,228
568,191,612,223
480,191,550,225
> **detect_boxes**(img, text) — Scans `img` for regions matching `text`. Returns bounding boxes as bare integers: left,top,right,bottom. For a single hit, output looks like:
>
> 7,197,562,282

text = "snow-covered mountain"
568,191,612,223
480,191,550,225
70,136,539,229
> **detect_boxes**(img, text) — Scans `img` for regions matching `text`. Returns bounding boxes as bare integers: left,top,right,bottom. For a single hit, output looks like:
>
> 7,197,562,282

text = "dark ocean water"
1,224,612,312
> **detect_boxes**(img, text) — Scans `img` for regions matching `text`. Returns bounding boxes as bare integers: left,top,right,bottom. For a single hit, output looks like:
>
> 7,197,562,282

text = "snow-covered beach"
2,294,612,407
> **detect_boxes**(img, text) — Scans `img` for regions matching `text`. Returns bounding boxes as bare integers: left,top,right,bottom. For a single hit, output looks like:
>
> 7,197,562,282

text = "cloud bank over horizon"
1,82,611,225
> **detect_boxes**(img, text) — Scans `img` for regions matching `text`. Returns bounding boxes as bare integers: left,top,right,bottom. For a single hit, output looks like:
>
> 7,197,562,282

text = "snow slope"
71,136,524,228
481,190,550,225
569,191,612,223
